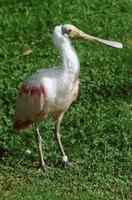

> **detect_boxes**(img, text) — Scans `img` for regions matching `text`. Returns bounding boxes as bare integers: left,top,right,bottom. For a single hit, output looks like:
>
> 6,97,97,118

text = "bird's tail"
13,119,32,131
13,96,32,131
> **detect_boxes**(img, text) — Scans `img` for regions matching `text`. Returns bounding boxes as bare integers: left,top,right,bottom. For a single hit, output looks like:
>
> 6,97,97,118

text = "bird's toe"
62,161,73,168
38,165,53,172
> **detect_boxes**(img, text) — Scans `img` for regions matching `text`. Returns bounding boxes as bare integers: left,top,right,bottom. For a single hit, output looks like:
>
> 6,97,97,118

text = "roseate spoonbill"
13,24,122,171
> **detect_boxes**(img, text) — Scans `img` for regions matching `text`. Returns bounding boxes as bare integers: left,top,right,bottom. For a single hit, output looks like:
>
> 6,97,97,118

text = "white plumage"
13,24,122,171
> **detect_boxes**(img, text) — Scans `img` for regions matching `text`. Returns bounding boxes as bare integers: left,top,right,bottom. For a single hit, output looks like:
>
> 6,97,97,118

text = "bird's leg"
35,125,49,172
55,114,72,168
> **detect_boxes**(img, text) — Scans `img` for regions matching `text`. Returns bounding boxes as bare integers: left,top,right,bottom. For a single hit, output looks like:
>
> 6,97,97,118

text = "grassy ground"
0,0,132,199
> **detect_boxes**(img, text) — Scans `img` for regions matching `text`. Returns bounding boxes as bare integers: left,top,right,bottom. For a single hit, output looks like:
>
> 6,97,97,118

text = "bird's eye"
61,26,72,35
68,29,72,33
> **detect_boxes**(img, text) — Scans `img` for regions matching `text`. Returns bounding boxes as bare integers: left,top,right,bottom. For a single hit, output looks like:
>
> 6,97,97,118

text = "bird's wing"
13,82,46,131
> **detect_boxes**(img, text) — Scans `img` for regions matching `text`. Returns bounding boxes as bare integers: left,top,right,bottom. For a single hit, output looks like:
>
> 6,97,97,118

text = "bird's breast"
54,76,79,111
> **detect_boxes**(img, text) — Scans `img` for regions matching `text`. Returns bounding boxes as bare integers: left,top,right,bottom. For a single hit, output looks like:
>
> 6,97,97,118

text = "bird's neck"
61,42,80,78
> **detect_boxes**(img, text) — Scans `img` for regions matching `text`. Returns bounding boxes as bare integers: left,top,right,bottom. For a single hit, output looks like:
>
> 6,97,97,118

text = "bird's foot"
62,161,73,168
60,155,73,168
38,165,53,172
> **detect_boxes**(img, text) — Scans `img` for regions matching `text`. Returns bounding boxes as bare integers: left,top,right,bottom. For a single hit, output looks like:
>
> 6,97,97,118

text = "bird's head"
54,24,123,49
61,24,81,38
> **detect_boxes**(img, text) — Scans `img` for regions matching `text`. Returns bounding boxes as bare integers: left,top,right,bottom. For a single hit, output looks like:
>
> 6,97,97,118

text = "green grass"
0,0,132,199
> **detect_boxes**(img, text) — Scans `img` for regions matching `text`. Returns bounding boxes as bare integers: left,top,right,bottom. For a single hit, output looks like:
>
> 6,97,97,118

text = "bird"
13,24,122,172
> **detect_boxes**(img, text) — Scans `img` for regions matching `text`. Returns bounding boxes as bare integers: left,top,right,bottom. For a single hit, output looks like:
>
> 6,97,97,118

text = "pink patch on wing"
20,85,30,96
20,84,46,97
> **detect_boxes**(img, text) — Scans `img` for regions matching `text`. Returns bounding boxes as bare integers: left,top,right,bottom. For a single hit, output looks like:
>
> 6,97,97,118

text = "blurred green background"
0,0,132,199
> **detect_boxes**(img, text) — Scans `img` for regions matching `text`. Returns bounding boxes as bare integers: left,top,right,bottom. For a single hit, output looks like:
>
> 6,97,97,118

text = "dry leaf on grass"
23,50,33,56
